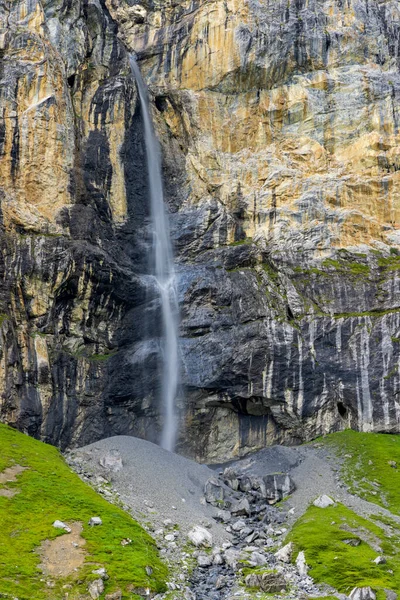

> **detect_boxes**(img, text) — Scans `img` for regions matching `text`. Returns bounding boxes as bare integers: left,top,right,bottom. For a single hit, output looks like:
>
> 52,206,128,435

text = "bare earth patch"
38,522,86,578
0,488,18,497
0,464,27,484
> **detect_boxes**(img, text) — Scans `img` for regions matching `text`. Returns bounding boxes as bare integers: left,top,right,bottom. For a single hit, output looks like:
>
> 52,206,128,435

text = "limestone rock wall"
0,0,165,447
110,0,400,461
2,0,400,461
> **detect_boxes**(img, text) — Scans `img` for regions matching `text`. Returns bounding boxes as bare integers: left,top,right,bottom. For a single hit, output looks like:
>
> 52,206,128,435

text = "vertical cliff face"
107,0,400,461
0,0,169,448
1,0,400,462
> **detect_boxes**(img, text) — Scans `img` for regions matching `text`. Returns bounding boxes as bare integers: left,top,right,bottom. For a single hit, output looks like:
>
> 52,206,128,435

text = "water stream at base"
129,56,179,452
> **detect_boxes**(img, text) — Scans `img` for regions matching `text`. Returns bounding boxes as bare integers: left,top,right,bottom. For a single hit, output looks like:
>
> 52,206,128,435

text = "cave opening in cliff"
337,402,347,418
154,95,168,113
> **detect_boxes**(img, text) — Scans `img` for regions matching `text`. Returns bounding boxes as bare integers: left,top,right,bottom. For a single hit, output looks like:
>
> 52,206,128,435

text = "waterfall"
129,56,179,452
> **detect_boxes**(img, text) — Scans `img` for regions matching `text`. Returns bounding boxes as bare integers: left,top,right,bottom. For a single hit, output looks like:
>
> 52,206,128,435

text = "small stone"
105,592,122,600
373,556,386,564
145,566,153,576
53,520,68,531
89,517,102,527
92,568,107,579
121,538,132,546
313,495,335,508
215,575,227,589
344,538,361,547
384,590,398,600
163,519,173,528
388,461,397,469
213,553,224,565
165,534,175,542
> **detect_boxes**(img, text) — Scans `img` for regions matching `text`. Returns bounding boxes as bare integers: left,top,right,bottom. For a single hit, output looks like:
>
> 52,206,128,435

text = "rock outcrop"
2,0,400,461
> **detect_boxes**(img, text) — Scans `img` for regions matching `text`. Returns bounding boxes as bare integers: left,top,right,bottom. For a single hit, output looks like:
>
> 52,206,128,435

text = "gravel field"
69,435,230,542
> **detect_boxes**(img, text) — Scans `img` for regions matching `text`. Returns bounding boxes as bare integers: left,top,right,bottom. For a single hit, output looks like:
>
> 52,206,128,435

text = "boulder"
197,553,213,567
245,572,287,593
204,478,225,506
99,450,123,472
88,579,104,600
313,495,335,508
89,517,103,527
188,525,213,547
274,542,293,563
216,509,231,523
349,588,376,600
224,548,241,570
262,473,295,503
231,519,246,532
296,551,308,577
231,497,251,516
384,591,398,600
249,551,268,566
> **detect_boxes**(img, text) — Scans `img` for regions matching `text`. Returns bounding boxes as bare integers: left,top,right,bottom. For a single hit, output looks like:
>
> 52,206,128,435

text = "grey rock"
88,579,104,600
245,572,287,593
89,517,102,527
231,497,251,517
187,526,212,547
274,542,293,563
350,588,376,600
197,554,213,567
99,451,123,472
231,519,246,532
313,495,335,508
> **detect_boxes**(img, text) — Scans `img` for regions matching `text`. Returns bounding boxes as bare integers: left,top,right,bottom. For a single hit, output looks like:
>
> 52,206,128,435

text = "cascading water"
129,56,179,452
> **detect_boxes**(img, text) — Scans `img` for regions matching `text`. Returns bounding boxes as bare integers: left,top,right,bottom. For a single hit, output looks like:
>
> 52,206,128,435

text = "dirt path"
38,522,86,578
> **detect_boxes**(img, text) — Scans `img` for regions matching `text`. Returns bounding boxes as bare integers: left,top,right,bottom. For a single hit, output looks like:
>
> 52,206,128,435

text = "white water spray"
130,56,179,452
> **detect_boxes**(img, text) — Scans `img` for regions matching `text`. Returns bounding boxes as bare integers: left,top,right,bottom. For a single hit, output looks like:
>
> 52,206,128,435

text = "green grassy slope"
287,431,400,599
0,423,167,599
323,429,400,513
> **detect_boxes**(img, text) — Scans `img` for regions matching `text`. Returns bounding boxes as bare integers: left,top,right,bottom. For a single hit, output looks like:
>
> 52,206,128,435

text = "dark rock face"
1,0,400,462
0,0,166,448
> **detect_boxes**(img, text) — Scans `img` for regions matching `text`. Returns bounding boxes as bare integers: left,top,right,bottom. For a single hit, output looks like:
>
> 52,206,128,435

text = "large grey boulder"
204,478,225,506
262,473,295,503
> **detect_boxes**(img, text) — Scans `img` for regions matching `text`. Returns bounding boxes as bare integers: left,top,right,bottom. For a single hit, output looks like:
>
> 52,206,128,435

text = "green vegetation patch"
0,423,167,599
322,430,400,514
322,257,370,275
377,254,400,271
287,502,400,598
